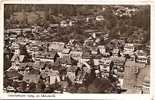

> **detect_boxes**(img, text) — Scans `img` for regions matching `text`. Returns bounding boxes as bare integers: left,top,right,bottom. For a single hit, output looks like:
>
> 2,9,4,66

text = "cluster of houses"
4,7,150,93
112,6,138,18
4,27,150,93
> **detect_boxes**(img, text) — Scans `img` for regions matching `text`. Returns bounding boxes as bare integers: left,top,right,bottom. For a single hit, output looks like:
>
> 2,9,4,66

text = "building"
135,50,148,64
96,15,104,21
90,47,98,55
70,50,83,60
48,70,60,85
60,20,68,27
55,55,72,66
35,51,59,63
48,42,65,52
123,43,134,55
112,48,120,56
142,76,150,93
99,58,112,78
60,20,74,27
110,56,126,68
59,48,71,58
98,45,106,54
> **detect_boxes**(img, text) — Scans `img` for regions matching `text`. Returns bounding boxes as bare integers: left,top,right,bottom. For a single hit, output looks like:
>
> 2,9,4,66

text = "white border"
0,0,154,99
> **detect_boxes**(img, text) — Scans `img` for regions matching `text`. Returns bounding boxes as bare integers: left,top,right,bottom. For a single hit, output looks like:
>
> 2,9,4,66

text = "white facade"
123,43,134,55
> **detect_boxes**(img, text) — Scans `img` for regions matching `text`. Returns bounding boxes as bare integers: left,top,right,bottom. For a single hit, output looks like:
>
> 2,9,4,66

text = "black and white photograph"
3,4,150,94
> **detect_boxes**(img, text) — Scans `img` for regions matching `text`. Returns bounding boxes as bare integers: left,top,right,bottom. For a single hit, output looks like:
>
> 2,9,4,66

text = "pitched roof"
19,63,28,69
55,56,72,65
93,54,102,59
33,62,45,69
62,48,71,54
19,55,25,62
111,56,126,62
11,54,19,62
36,51,58,59
67,66,77,72
48,42,65,51
82,50,92,59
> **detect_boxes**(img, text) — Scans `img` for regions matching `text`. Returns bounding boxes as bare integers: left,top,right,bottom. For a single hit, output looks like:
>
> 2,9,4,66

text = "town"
4,5,150,93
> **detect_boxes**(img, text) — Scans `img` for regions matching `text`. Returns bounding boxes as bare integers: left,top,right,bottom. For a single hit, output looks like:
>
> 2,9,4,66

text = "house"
93,54,102,66
49,24,59,28
128,55,136,61
82,50,92,61
48,70,60,85
26,45,40,53
142,76,150,93
9,34,17,41
70,51,83,60
66,67,76,83
110,56,126,67
100,64,110,73
69,20,75,26
98,45,106,54
5,86,16,92
103,33,109,41
99,58,112,78
100,58,111,73
11,53,26,70
33,61,46,70
90,47,98,55
56,55,78,66
84,29,97,34
60,20,68,27
62,48,71,54
60,19,74,27
16,37,28,45
55,55,72,66
59,48,71,58
112,48,120,56
86,17,90,22
123,43,135,55
135,50,148,64
11,42,20,50
6,28,22,35
137,65,150,94
48,42,65,52
35,51,59,63
83,38,94,47
66,39,81,49
96,15,104,21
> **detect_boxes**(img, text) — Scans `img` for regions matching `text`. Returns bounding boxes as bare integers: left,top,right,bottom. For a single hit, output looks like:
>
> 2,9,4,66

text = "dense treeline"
4,4,101,18
4,5,150,43
4,4,150,29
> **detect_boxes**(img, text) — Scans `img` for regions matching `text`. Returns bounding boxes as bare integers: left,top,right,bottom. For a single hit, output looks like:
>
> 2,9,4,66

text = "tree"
29,82,36,92
17,81,27,92
35,79,46,93
87,78,113,93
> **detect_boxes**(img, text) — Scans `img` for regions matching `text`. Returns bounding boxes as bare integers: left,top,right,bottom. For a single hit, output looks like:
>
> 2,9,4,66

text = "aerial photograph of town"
3,4,150,94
